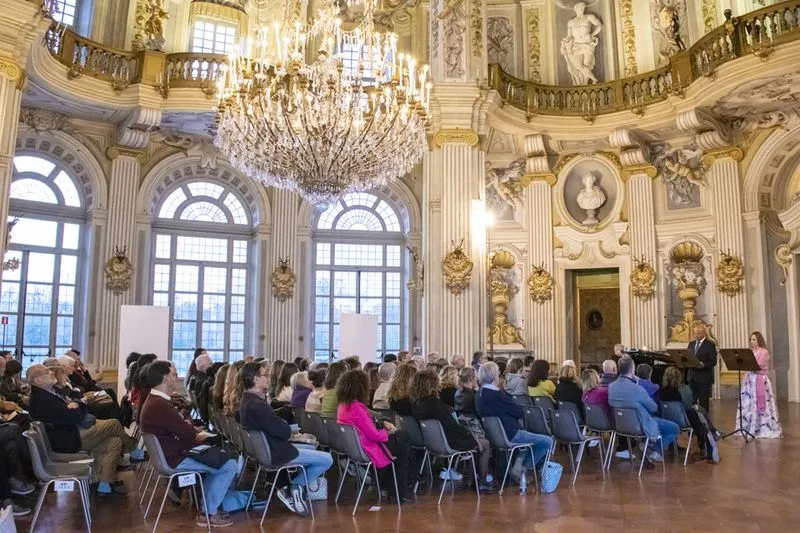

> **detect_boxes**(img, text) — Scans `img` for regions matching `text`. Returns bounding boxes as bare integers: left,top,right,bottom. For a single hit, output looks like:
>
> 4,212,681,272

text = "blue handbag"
540,460,562,493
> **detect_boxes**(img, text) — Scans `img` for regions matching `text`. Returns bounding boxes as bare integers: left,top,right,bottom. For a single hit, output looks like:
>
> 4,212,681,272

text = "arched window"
151,180,252,376
1,155,86,369
313,193,407,361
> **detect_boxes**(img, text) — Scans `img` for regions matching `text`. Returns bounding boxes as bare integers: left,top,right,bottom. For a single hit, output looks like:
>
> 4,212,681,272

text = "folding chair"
660,401,694,466
550,410,605,486
481,416,540,494
418,419,480,504
584,404,616,470
611,407,665,477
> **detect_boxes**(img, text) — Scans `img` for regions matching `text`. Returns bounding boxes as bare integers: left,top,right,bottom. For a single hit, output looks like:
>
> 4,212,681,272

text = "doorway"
567,268,621,367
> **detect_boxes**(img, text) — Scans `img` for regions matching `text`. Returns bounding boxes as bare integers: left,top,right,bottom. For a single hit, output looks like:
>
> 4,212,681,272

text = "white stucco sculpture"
559,1,603,85
576,172,606,225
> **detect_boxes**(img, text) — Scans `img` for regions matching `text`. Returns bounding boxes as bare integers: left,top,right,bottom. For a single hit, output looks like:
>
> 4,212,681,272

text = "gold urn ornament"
271,258,296,302
105,245,134,295
630,256,657,300
442,240,473,296
527,264,554,304
716,250,744,297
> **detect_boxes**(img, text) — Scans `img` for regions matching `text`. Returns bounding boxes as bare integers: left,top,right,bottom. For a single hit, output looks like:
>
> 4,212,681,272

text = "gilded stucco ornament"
406,245,424,296
527,264,553,304
630,256,656,300
271,258,296,302
488,250,524,346
669,241,711,343
442,240,473,296
105,246,134,295
716,250,744,297
132,0,169,52
775,244,792,286
2,218,20,272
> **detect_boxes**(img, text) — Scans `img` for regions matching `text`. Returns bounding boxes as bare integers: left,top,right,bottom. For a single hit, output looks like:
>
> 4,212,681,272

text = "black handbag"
183,444,238,470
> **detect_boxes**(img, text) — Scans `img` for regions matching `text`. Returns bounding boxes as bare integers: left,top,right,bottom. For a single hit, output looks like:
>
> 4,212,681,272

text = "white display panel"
339,313,378,364
118,305,170,395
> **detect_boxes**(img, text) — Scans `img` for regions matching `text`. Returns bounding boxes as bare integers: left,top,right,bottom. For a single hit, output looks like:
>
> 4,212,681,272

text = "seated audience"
268,360,285,401
0,423,33,517
320,362,348,418
65,349,118,405
364,363,379,405
52,363,119,421
187,353,214,423
239,362,333,515
581,368,610,419
450,355,466,370
0,360,28,408
554,363,583,406
139,361,235,528
454,367,478,417
275,362,298,403
410,371,495,492
635,363,660,400
387,363,417,416
210,363,231,412
27,364,143,497
411,355,426,370
130,353,158,420
290,371,313,408
336,370,411,503
608,356,679,465
661,367,720,463
522,356,535,377
123,352,141,390
527,359,555,399
343,356,362,371
438,366,459,408
305,369,326,414
476,362,553,481
504,358,527,396
185,347,208,386
396,352,410,364
600,359,618,385
383,353,397,364
371,363,396,411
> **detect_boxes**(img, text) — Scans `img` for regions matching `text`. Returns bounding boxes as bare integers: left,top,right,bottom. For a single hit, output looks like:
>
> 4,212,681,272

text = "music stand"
719,348,761,442
665,349,704,370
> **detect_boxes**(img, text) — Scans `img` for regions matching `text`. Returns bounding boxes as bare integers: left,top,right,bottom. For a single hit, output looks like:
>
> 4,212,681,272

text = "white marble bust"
576,172,606,225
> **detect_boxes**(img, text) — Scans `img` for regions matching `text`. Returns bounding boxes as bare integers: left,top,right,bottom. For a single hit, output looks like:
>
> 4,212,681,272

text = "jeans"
510,430,553,470
285,445,333,486
654,417,680,450
175,457,237,515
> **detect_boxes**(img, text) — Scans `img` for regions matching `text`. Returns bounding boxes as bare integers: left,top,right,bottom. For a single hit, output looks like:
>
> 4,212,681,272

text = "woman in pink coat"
736,331,782,438
336,370,412,502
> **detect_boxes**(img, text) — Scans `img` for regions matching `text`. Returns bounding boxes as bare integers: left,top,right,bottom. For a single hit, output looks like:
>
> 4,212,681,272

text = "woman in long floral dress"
736,331,783,439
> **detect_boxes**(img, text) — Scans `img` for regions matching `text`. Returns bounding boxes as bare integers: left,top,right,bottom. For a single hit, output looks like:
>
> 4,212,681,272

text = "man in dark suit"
687,325,717,412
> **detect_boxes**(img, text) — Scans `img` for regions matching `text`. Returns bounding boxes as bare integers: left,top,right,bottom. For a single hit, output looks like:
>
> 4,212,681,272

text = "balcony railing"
41,0,800,108
488,0,800,119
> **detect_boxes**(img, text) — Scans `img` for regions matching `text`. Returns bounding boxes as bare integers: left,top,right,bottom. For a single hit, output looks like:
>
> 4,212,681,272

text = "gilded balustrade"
37,0,800,108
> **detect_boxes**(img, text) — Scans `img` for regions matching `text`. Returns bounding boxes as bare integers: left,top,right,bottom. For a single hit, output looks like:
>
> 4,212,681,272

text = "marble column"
785,255,800,402
626,170,661,349
423,132,485,358
0,60,23,286
523,176,556,358
92,149,141,368
266,189,299,361
705,149,749,350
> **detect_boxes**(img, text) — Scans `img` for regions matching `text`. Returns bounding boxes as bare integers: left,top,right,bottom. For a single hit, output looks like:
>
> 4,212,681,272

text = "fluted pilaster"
0,65,23,286
93,152,140,368
524,179,556,358
627,173,661,348
266,189,299,360
707,153,749,348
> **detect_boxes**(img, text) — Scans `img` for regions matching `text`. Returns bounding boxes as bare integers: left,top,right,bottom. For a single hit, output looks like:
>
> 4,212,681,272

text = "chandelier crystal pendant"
214,0,431,205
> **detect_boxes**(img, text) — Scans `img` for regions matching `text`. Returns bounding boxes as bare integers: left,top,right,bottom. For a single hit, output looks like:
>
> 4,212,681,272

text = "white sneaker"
9,478,35,496
587,440,600,448
290,485,308,514
439,468,463,481
646,450,663,463
276,488,299,513
615,450,632,459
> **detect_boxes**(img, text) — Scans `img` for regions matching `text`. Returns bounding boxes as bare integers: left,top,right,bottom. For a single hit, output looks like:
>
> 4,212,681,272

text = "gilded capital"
0,57,25,90
621,164,658,181
432,128,479,148
702,147,745,166
106,146,147,165
520,172,557,187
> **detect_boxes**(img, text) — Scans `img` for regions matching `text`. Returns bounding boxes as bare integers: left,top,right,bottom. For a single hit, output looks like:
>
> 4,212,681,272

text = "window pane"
173,322,197,349
359,298,382,318
153,292,169,307
333,298,356,322
203,267,227,294
0,282,19,313
175,265,199,292
10,179,58,204
57,286,75,315
174,293,198,320
385,325,401,350
223,195,247,224
25,284,52,314
13,155,55,176
230,323,244,349
360,272,383,297
315,297,330,322
201,322,225,349
27,253,55,283
315,271,330,295
23,315,50,346
9,218,57,247
316,243,331,265
159,189,187,219
202,294,226,321
62,224,80,249
232,241,247,263
386,272,401,297
334,243,383,266
172,351,193,377
387,246,401,267
187,182,224,199
230,296,245,322
180,201,229,223
153,265,170,292
314,324,329,350
54,170,81,207
57,255,76,285
56,316,73,345
155,235,172,258
231,269,246,294
333,272,356,297
386,298,401,323
176,236,228,262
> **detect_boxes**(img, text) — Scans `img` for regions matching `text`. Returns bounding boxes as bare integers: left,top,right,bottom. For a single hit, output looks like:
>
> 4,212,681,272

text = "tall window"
52,0,78,26
1,155,84,369
152,180,251,376
313,193,407,361
192,19,237,54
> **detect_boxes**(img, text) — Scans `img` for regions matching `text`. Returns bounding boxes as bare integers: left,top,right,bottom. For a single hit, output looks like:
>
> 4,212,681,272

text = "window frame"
191,18,238,55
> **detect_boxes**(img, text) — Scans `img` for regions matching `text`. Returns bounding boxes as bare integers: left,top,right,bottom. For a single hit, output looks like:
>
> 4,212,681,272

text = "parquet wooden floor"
19,400,800,532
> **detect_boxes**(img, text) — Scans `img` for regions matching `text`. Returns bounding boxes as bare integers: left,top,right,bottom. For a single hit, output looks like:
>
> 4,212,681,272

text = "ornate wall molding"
104,245,134,295
527,264,554,304
442,239,473,296
716,250,744,297
271,258,296,302
630,256,656,300
432,128,479,147
702,0,717,33
701,146,745,165
621,164,658,181
521,173,557,187
0,57,25,90
487,17,513,73
439,1,467,78
131,0,169,52
19,107,75,135
525,8,541,82
775,243,793,286
620,0,639,76
471,0,484,58
106,145,147,164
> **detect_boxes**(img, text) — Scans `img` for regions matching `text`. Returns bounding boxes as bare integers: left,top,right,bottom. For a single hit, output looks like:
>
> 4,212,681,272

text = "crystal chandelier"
214,0,430,205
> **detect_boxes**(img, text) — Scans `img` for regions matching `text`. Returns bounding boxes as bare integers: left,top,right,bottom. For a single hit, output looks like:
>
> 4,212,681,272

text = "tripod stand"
719,349,760,442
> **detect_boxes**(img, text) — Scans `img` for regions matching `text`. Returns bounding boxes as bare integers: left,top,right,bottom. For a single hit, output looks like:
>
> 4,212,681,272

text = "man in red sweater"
140,361,236,528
